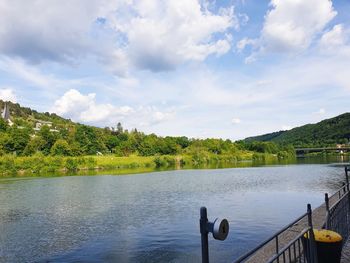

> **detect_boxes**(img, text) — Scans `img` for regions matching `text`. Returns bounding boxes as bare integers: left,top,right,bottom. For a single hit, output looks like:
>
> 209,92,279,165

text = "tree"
0,118,8,132
105,135,120,152
74,125,107,155
39,125,58,155
23,136,46,156
51,139,72,156
5,126,31,155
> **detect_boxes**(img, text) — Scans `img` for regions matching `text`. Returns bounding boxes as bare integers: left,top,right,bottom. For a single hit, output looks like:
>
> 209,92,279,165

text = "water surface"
0,160,348,262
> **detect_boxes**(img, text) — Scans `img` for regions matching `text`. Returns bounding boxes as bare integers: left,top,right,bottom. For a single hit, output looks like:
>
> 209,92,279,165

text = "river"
0,157,348,262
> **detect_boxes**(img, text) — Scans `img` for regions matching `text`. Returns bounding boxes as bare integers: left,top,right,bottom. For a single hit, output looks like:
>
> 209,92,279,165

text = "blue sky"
0,0,349,140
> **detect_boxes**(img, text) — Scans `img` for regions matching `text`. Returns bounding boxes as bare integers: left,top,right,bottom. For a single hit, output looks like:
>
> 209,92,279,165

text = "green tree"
4,126,31,155
51,139,72,156
23,136,46,156
105,135,120,152
39,125,58,155
0,118,8,132
74,125,107,155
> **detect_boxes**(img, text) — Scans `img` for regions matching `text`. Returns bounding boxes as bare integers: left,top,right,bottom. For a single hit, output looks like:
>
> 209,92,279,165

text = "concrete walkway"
341,238,350,263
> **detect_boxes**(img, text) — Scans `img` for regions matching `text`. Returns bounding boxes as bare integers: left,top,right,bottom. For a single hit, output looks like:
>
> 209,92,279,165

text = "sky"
0,0,349,140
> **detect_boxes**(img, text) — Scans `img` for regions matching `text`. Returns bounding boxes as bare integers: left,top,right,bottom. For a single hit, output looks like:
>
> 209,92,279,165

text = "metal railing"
233,204,318,263
268,227,315,263
200,165,350,263
324,167,350,241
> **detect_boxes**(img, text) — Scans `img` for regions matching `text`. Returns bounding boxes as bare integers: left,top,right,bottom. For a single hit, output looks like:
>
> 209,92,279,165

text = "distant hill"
0,100,73,127
244,113,350,147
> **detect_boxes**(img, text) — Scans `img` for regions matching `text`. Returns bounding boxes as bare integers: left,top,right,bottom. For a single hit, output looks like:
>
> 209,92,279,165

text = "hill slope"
245,113,350,147
0,100,72,126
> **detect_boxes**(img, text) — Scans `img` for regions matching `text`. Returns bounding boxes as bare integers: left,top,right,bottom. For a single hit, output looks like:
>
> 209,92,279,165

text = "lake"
0,158,348,263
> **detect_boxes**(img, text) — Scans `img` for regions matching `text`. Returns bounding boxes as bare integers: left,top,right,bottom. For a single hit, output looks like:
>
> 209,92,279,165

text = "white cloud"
281,125,292,131
319,24,350,56
236,37,257,52
231,118,241,124
0,0,121,63
239,0,336,60
108,0,237,73
0,57,55,88
262,0,336,52
320,24,346,47
0,88,16,102
0,0,238,74
52,89,174,128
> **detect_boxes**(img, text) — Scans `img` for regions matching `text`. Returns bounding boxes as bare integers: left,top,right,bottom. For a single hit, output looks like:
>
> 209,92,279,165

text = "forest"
0,100,295,176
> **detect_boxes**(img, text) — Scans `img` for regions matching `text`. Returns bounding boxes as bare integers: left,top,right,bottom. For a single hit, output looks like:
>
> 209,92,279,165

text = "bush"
65,158,78,171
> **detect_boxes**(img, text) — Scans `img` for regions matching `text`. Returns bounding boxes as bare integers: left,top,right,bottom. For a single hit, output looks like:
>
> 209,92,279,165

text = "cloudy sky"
0,0,349,140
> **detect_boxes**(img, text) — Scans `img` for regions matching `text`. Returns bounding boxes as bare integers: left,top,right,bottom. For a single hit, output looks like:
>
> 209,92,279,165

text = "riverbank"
0,151,292,177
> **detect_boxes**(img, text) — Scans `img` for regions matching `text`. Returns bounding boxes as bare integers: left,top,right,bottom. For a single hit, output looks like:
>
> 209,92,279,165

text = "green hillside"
0,100,298,176
245,113,350,147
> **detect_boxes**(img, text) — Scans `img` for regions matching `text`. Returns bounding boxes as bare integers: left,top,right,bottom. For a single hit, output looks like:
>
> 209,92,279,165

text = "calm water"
0,160,348,263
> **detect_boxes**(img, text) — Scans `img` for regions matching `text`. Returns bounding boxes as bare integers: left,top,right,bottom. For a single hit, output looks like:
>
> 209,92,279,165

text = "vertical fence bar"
345,166,349,191
200,207,209,263
345,167,350,240
325,193,329,229
307,204,317,263
275,236,279,263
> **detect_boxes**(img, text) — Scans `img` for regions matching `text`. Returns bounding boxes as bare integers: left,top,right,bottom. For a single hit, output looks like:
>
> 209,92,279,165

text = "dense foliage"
0,100,294,158
0,100,295,175
244,113,350,147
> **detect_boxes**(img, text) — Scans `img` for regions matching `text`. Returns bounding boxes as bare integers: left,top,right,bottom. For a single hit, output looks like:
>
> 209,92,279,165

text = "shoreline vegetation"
1,151,347,178
0,151,296,177
3,101,348,178
1,148,348,178
0,100,298,177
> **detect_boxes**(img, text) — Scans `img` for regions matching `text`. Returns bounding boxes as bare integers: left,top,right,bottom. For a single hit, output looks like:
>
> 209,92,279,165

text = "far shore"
0,152,299,178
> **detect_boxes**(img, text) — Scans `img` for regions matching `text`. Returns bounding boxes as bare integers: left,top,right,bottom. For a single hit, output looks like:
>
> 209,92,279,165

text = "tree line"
0,118,294,158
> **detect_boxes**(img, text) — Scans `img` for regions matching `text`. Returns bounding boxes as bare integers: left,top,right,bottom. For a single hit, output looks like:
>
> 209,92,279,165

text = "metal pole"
345,166,350,228
307,204,317,263
345,166,349,192
325,193,329,229
200,207,209,263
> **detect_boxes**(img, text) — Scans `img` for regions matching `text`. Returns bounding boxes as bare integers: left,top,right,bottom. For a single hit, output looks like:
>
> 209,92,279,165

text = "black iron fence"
200,166,350,263
324,167,350,243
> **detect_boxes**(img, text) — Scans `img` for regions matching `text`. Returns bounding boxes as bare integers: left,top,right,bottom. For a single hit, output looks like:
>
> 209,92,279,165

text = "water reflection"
0,159,348,262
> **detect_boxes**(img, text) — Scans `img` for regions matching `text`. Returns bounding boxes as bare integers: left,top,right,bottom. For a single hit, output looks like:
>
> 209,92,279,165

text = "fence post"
200,207,209,263
307,204,318,263
345,166,350,229
345,166,350,192
325,193,330,229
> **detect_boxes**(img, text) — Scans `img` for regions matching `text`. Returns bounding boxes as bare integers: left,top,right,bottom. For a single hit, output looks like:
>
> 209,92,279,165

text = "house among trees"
33,120,59,132
35,120,53,130
1,102,13,126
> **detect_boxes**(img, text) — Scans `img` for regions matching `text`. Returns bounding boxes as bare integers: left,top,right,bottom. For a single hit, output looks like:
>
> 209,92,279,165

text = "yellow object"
304,229,342,243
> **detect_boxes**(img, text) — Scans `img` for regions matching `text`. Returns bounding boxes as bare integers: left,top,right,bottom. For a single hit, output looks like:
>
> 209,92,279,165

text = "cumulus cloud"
319,24,350,56
0,0,238,74
52,89,174,127
0,0,121,63
262,0,336,52
239,0,336,61
107,0,237,73
0,88,16,102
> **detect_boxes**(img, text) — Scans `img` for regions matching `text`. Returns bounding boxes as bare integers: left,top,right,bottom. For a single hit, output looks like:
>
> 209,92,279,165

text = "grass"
0,151,288,178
